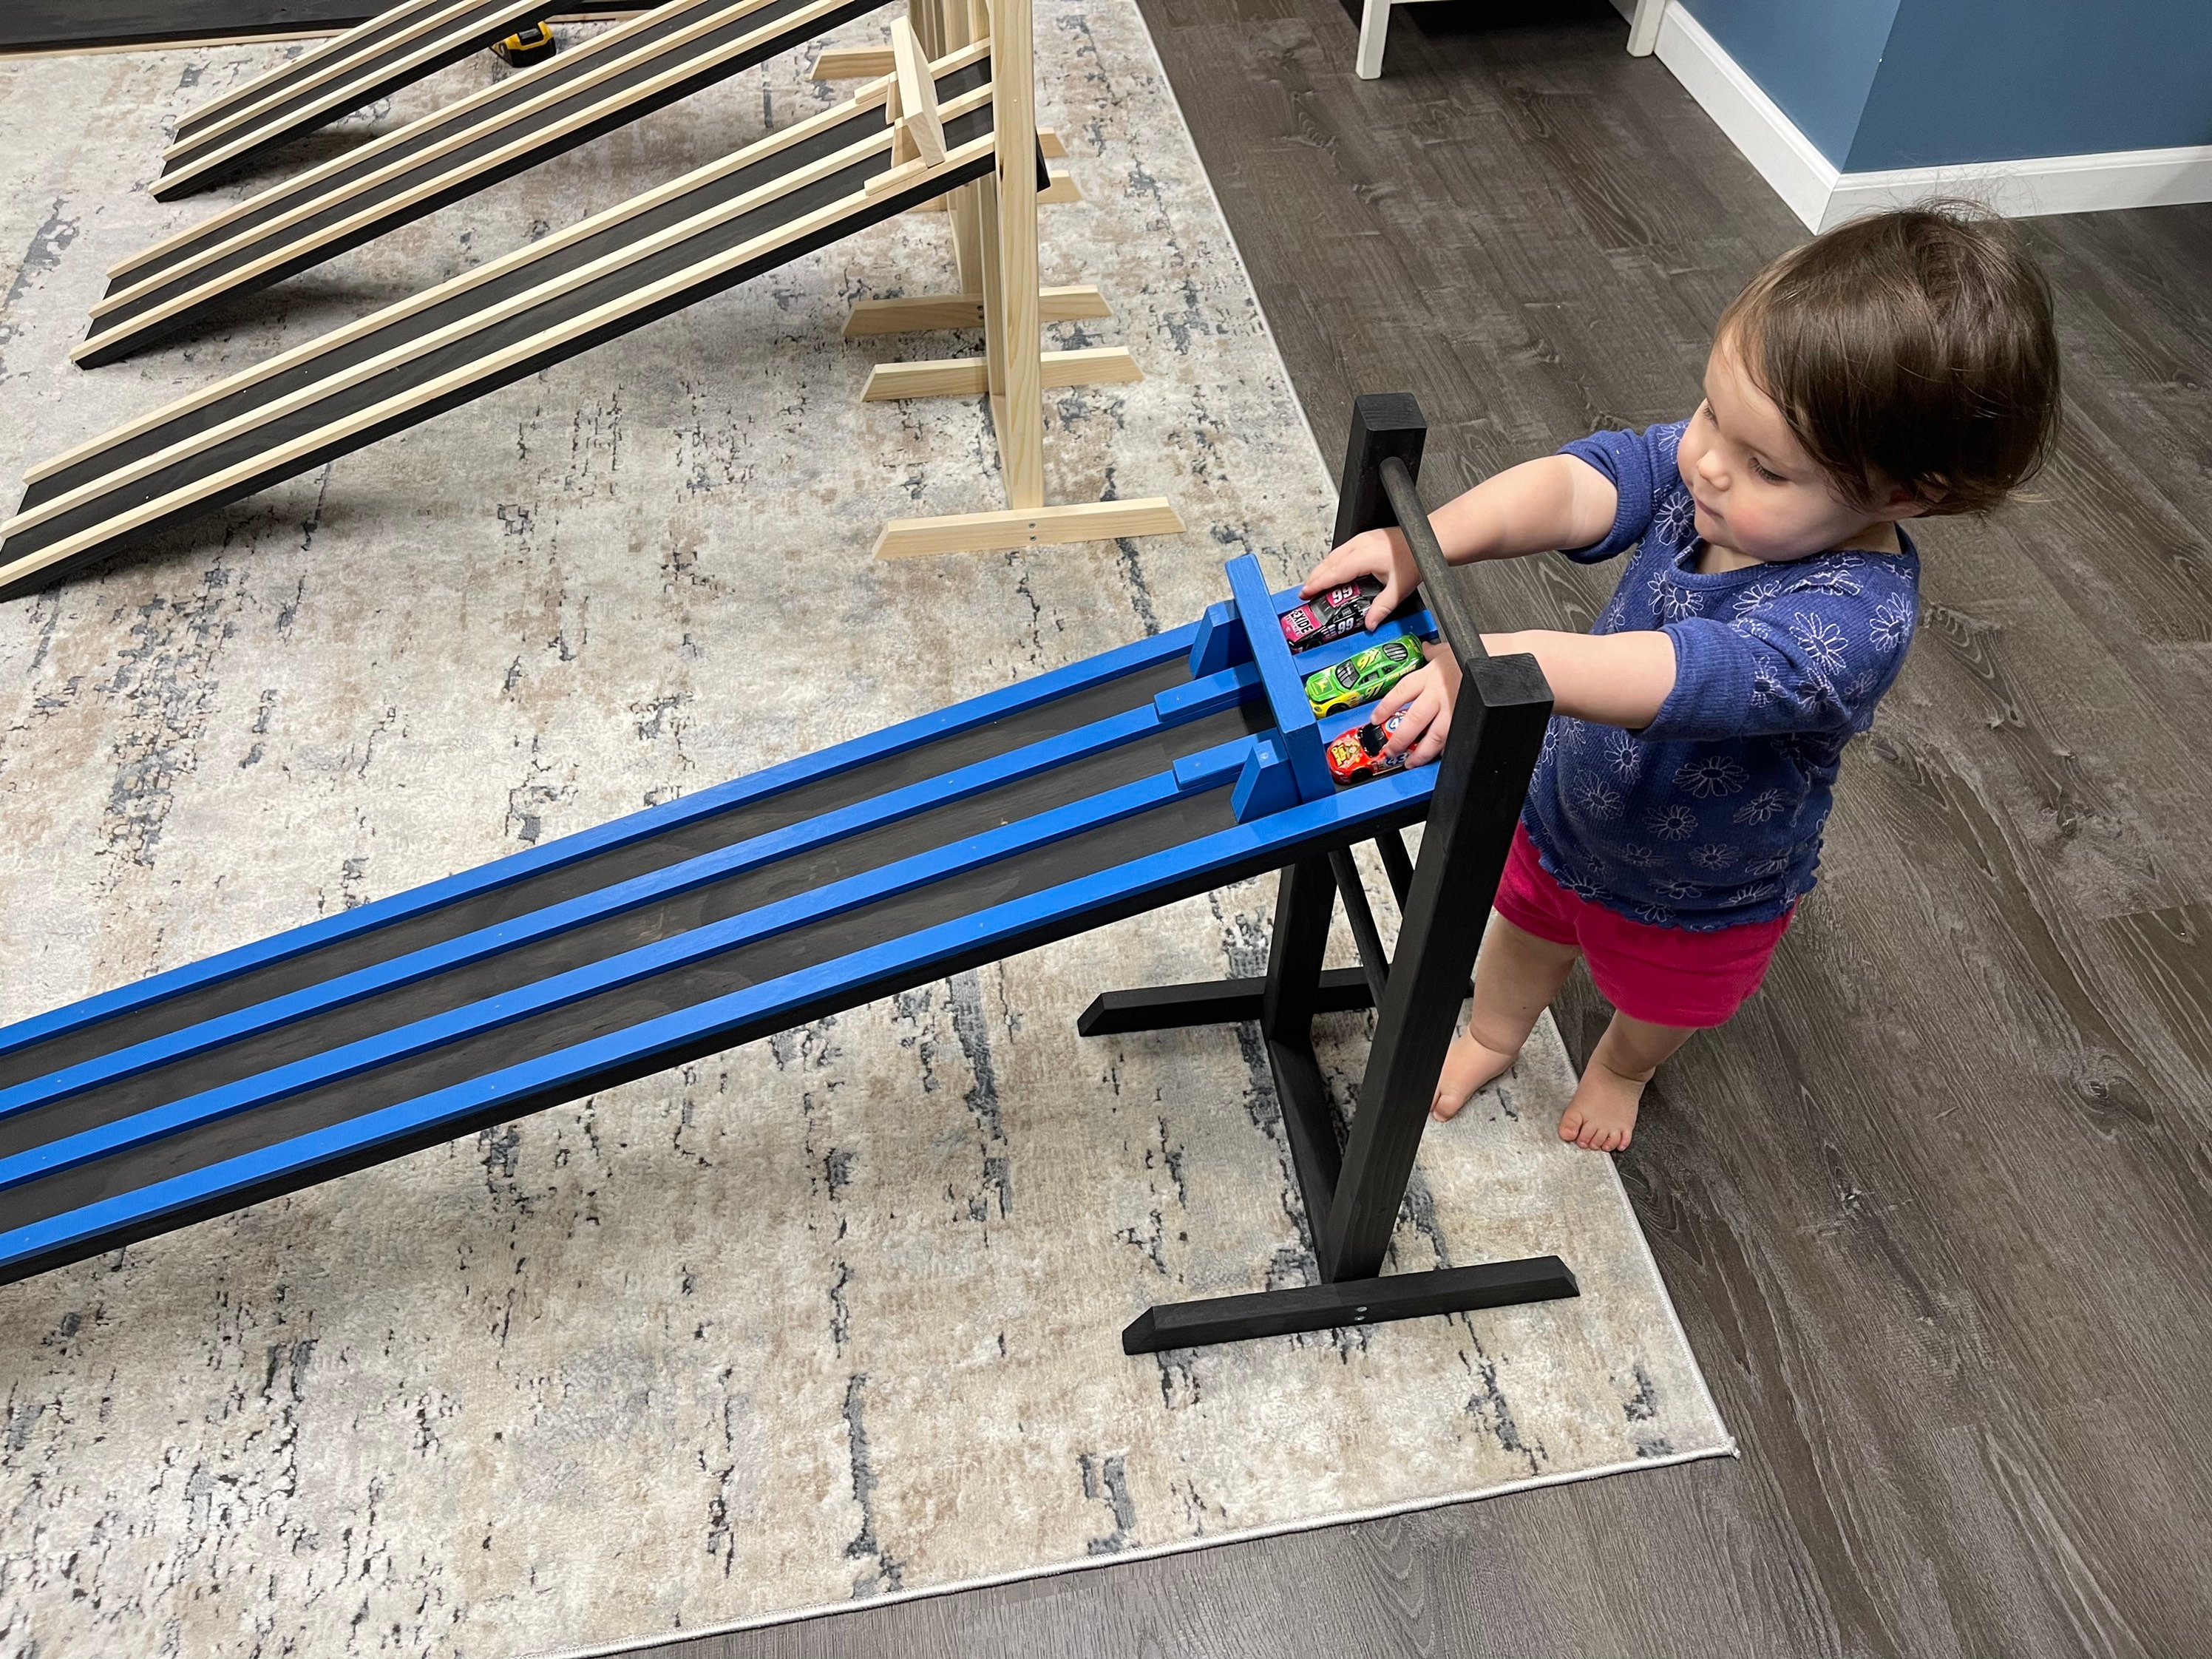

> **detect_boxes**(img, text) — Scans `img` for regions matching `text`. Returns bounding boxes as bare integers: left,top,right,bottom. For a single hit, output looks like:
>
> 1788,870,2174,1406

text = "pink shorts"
1493,824,1791,1029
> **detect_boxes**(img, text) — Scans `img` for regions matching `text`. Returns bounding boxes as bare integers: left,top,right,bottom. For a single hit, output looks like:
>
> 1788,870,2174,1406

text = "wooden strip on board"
873,498,1184,559
1,126,1000,585
861,345,1140,401
841,283,1110,334
27,53,951,486
86,0,868,358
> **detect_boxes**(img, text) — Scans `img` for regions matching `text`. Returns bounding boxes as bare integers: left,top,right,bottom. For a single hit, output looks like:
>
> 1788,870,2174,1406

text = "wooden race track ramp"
0,560,1444,1292
1,50,998,601
154,0,560,197
89,0,891,365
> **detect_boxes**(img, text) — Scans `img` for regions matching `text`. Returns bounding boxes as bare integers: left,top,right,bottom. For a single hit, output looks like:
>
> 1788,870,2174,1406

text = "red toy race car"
1326,710,1414,785
1280,577,1384,651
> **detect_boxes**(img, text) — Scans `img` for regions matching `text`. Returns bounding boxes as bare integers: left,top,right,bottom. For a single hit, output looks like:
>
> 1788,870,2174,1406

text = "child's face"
1677,333,1911,563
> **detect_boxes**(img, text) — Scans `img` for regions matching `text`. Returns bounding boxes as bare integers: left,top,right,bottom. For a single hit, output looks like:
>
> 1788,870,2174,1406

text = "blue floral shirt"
1520,421,1921,931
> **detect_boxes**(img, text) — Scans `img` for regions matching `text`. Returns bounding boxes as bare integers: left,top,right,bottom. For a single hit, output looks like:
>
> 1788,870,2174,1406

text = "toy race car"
1303,635,1425,716
1326,710,1414,785
492,21,557,65
1280,576,1384,652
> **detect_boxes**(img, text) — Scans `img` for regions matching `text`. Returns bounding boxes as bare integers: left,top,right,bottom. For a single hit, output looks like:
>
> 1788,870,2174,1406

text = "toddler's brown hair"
1717,203,2060,516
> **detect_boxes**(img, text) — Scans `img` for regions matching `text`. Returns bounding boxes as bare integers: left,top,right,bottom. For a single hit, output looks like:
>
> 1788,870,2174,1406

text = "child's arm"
1369,631,1677,768
1300,454,1621,631
1299,451,1633,768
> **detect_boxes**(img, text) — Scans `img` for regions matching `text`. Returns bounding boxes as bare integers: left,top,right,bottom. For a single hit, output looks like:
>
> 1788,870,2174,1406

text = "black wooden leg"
1374,829,1415,907
1261,857,1345,1234
1320,659,1553,1281
1326,846,1392,1007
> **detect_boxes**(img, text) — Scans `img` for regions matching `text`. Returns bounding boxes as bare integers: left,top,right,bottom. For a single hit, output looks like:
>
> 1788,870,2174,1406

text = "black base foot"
1077,967,1374,1037
1122,1255,1578,1352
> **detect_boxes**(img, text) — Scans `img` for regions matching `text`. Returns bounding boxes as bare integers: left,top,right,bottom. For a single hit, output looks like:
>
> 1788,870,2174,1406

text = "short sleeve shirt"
1519,420,1921,929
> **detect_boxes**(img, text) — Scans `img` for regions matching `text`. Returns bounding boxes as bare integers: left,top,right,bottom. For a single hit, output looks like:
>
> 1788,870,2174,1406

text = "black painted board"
0,1,636,54
84,0,889,362
153,0,549,195
24,97,899,516
0,89,994,596
109,0,794,294
20,61,989,513
172,0,466,138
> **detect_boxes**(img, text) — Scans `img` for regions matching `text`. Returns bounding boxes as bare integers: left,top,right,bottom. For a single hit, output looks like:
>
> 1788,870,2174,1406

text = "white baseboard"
1822,146,2212,226
1644,1,2212,231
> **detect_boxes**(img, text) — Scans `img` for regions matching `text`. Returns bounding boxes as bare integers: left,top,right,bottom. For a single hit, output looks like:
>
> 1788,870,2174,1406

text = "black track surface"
157,0,548,192
171,0,498,139
0,1,632,55
4,698,1271,1229
106,0,843,307
89,0,892,361
0,646,1181,1096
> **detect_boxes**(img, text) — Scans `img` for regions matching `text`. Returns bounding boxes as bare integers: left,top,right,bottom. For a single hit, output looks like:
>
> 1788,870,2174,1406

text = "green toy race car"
1303,635,1425,717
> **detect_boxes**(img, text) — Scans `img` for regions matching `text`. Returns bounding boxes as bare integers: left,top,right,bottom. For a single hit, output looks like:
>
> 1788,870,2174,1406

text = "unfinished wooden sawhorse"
858,0,1175,558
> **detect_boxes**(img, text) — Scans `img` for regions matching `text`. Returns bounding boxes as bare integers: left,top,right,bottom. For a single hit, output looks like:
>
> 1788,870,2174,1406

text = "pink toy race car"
1280,577,1384,651
1326,710,1414,785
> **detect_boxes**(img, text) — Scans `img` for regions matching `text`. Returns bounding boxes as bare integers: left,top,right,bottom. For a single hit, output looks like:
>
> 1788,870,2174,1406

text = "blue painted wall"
1848,1,2212,170
1672,0,1900,166
1675,0,2212,171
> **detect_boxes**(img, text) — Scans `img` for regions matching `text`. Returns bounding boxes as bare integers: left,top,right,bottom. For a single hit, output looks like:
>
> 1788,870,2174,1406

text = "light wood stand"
864,0,1180,560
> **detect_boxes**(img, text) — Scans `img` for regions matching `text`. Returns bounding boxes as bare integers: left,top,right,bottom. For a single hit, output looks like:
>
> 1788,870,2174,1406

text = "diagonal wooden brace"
888,14,946,167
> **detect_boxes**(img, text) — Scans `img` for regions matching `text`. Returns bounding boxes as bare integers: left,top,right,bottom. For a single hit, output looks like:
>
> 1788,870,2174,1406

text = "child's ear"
1869,478,1937,521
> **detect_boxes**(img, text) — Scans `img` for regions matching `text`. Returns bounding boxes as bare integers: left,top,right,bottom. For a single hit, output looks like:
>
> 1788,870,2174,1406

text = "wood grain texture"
615,0,2212,1653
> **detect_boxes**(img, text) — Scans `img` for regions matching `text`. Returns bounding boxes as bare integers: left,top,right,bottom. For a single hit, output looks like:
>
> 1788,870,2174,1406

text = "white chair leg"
1355,0,1389,78
1626,0,1666,55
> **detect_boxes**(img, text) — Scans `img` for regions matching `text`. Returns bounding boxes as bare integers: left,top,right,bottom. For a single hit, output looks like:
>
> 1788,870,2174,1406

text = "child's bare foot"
1557,1058,1646,1151
1556,1011,1693,1152
1431,1031,1518,1121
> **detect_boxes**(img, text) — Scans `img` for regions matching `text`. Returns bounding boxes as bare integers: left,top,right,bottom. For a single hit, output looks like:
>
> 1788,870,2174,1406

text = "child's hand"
1300,526,1417,633
1369,645,1463,768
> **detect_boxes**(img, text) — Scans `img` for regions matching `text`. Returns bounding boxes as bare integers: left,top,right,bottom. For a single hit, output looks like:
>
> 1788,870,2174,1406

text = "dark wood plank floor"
633,2,2212,1653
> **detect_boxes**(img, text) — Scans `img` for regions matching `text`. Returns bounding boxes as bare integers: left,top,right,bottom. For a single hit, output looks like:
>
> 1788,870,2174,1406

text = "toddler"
1302,205,2060,1151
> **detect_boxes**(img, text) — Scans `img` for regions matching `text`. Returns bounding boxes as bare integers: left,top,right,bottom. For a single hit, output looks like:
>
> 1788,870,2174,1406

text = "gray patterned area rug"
0,6,1731,1654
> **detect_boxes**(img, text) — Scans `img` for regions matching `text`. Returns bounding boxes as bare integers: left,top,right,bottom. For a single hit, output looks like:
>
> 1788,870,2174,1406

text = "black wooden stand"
1080,393,1581,1354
